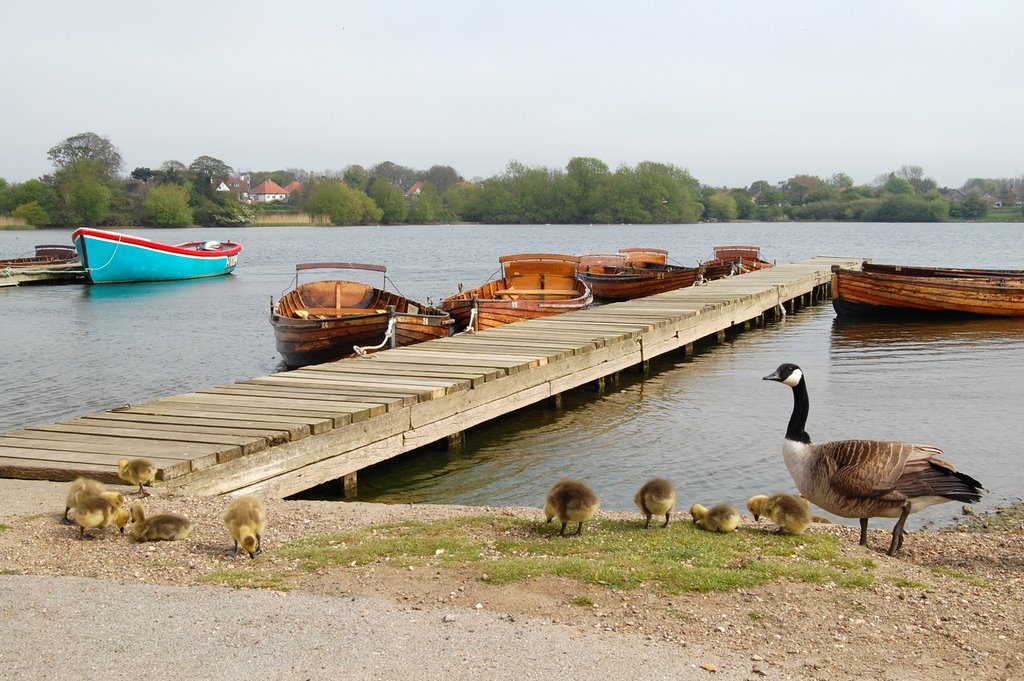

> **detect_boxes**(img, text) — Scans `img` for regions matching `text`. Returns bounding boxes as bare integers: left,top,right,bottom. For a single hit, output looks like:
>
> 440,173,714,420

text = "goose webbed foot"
571,522,583,536
558,521,568,537
660,514,670,528
643,515,652,529
62,510,73,525
887,506,911,557
859,518,869,546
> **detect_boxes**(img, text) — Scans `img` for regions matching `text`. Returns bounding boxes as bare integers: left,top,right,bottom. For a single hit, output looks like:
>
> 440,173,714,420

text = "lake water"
2,223,1022,529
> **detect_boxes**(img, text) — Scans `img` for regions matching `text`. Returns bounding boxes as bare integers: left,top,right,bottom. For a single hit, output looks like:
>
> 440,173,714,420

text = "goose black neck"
786,377,811,444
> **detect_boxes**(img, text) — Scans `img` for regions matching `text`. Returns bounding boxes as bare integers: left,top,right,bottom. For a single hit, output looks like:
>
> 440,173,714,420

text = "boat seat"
491,289,578,297
297,307,388,317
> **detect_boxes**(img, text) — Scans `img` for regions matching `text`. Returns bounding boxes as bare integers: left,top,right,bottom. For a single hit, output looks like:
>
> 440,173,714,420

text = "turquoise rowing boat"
72,228,241,284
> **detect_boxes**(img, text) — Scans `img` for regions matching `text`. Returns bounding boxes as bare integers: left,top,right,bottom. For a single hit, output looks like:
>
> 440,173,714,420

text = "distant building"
250,178,289,203
224,175,251,202
283,181,304,195
407,181,423,196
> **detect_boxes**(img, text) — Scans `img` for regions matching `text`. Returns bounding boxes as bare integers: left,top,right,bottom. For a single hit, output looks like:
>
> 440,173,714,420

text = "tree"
155,160,188,185
13,201,50,226
422,165,461,194
370,161,417,191
188,155,232,185
143,184,193,227
704,192,738,221
368,177,408,224
305,179,380,225
342,165,370,191
408,183,443,223
53,158,113,225
47,132,124,178
130,167,156,183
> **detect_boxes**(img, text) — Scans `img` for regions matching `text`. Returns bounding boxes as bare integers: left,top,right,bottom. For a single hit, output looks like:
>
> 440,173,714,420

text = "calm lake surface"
2,223,1022,529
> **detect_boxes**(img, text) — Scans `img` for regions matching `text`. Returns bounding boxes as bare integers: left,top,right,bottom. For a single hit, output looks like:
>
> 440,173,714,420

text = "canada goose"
70,495,129,539
763,362,984,556
118,459,157,496
690,502,741,533
634,478,676,528
748,493,812,535
129,502,193,542
544,479,600,537
64,477,104,523
223,495,267,558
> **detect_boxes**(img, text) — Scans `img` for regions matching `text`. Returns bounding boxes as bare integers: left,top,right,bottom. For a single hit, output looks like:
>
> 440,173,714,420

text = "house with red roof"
250,178,289,203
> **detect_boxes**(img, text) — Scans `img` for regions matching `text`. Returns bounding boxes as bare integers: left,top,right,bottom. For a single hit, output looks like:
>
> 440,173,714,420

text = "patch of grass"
145,560,182,569
276,515,876,594
931,567,991,589
0,523,11,533
892,577,932,589
571,595,594,606
748,611,765,621
197,569,288,590
0,568,19,576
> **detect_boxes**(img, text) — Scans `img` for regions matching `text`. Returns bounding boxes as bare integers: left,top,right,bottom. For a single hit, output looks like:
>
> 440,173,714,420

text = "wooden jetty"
0,256,861,497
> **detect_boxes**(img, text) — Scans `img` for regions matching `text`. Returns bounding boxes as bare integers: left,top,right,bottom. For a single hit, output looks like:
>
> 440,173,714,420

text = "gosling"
634,478,676,528
748,493,812,535
70,495,129,539
690,502,741,533
64,477,104,523
118,458,157,496
223,495,267,558
544,479,600,537
129,502,193,542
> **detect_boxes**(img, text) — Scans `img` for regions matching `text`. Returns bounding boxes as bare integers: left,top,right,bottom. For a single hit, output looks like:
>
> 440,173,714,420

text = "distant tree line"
0,132,1019,228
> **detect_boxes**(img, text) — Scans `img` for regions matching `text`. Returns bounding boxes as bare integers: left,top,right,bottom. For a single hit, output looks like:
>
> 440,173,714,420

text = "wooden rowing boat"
831,263,1024,318
271,262,454,367
861,262,1024,278
0,244,85,287
700,245,774,278
441,253,593,332
577,247,703,302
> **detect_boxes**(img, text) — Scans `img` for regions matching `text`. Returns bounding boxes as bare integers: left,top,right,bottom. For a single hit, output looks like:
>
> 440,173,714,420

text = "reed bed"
248,212,331,226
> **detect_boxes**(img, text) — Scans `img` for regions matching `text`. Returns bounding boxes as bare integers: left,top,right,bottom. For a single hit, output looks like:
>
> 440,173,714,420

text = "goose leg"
571,522,583,536
661,513,670,528
255,534,263,555
232,539,240,556
63,508,73,524
558,521,568,537
887,506,911,557
643,514,652,529
859,518,869,546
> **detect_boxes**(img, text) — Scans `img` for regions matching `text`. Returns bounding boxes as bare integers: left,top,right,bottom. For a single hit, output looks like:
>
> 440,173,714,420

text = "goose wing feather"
822,440,936,501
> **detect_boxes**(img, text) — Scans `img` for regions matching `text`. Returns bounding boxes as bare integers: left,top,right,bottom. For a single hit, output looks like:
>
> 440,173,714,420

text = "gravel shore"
1,479,1022,680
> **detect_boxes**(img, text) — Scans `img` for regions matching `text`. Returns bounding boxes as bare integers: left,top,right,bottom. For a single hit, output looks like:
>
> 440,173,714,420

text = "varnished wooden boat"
271,262,454,367
577,247,703,302
0,244,86,287
701,245,774,278
441,253,593,332
831,263,1024,318
861,262,1024,278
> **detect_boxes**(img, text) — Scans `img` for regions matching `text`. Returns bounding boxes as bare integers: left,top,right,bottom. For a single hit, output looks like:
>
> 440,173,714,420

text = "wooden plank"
346,358,505,382
159,394,368,425
0,443,191,479
81,411,311,441
242,377,422,407
109,402,335,434
28,422,266,451
200,385,408,412
0,433,227,473
0,456,121,483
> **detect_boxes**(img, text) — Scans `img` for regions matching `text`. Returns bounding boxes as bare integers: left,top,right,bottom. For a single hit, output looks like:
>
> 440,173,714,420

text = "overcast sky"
3,1,1021,188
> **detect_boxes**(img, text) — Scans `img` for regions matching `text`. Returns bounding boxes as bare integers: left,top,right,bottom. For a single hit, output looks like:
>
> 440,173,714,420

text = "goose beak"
763,369,782,381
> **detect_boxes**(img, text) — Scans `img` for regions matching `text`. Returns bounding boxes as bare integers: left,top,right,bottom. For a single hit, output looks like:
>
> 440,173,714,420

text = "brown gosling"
749,493,813,535
70,496,130,539
634,478,676,528
118,458,157,496
764,363,983,556
544,479,600,537
64,477,104,523
129,502,193,542
223,495,267,558
690,502,741,533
